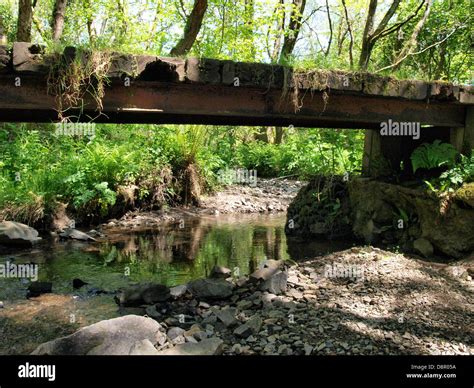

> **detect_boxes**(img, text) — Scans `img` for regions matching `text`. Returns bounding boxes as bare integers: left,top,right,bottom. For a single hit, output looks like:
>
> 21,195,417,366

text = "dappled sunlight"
295,247,473,355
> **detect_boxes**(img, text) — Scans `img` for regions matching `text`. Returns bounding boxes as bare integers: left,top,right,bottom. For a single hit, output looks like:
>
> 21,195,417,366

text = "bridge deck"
0,43,472,129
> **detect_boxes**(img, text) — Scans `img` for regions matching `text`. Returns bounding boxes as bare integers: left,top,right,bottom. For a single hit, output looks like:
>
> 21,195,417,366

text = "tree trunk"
170,0,208,56
392,0,433,71
274,126,284,144
244,0,256,59
340,0,354,68
279,0,307,64
269,0,285,62
146,2,162,50
358,0,378,70
359,0,402,70
17,0,33,42
0,14,7,44
255,127,269,143
83,0,95,42
325,0,332,56
433,37,447,80
115,0,128,45
51,0,67,42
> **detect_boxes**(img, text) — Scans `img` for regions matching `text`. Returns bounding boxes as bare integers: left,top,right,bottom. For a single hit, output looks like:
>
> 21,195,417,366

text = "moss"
455,182,474,208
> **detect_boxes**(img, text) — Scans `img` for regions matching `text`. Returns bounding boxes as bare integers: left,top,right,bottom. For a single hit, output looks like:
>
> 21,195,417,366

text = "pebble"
231,344,242,354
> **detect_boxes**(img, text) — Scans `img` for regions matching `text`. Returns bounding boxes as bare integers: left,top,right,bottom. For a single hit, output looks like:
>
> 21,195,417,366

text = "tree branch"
374,25,465,73
374,1,425,41
340,0,353,67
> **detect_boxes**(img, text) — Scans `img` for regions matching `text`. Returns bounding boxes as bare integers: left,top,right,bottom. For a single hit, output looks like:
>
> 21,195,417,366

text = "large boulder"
287,176,474,259
187,278,233,300
413,238,434,258
0,221,42,247
31,315,166,355
349,179,474,259
129,339,160,355
455,183,474,208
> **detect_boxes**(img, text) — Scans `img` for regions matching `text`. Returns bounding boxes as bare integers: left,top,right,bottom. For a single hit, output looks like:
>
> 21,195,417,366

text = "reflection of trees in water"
250,226,286,271
104,217,290,286
275,227,283,261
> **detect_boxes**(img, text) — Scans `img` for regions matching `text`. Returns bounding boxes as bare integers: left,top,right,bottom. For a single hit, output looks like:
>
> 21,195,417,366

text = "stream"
0,212,353,354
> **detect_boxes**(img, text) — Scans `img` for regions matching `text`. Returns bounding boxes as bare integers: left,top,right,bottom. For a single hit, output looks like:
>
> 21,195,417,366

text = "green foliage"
0,121,365,224
410,140,458,173
3,0,469,82
231,128,363,179
425,153,474,193
0,0,16,42
235,141,280,177
1,0,469,223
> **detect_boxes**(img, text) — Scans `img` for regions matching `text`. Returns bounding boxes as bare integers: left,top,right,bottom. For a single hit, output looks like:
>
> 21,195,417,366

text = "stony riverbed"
17,246,474,356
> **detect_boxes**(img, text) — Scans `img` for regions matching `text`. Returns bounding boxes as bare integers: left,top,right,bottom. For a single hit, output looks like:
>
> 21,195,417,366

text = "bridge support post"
362,129,382,177
463,106,474,153
450,106,474,154
450,127,465,152
362,126,456,178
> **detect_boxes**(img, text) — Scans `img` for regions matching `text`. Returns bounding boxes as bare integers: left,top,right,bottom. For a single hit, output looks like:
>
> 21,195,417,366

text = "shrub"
410,140,458,173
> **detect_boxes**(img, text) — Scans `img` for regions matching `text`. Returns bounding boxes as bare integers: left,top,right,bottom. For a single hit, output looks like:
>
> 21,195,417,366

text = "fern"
410,140,458,173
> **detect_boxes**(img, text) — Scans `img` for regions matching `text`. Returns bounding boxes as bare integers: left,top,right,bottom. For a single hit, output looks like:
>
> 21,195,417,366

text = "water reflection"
100,214,292,286
0,213,353,296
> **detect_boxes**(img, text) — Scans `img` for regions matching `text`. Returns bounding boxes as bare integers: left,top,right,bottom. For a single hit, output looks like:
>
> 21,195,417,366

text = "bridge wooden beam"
0,75,467,129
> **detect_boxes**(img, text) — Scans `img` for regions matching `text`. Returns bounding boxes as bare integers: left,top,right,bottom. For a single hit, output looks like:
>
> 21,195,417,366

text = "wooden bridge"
0,42,473,175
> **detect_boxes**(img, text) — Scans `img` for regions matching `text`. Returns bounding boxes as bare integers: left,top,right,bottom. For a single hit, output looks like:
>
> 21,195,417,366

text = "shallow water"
0,213,352,298
0,213,353,354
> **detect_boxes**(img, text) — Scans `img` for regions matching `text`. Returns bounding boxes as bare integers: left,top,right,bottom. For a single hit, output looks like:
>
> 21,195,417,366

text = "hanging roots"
47,49,112,122
280,68,336,114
